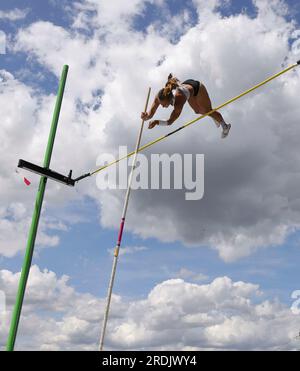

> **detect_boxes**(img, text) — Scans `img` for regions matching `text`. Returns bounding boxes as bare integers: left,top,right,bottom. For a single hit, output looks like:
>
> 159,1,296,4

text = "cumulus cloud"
71,0,149,30
0,202,68,257
1,0,300,263
1,265,299,350
0,265,104,350
86,0,300,262
0,41,104,256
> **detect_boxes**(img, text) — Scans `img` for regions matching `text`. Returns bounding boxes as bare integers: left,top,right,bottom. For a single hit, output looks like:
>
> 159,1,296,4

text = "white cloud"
0,8,29,21
88,0,300,261
0,265,299,350
0,265,105,350
174,268,208,282
107,278,300,350
108,245,148,256
72,0,148,29
0,31,6,54
0,199,72,257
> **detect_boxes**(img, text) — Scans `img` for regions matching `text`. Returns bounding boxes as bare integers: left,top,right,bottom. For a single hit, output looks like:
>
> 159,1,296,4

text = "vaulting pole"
99,87,151,351
73,60,299,181
6,65,69,351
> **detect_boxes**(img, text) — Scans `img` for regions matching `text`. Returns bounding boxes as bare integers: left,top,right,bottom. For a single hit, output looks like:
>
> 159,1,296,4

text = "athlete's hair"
158,73,180,101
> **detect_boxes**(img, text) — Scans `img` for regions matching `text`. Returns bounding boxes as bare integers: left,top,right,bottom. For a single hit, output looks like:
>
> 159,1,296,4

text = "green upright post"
6,65,69,351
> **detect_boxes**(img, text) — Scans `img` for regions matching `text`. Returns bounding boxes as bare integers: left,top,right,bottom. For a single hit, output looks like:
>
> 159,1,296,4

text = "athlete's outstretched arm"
167,95,186,125
167,106,183,125
141,97,160,120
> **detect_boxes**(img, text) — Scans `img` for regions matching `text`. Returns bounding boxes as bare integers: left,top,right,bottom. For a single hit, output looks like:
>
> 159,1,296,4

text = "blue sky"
1,0,300,350
2,198,300,303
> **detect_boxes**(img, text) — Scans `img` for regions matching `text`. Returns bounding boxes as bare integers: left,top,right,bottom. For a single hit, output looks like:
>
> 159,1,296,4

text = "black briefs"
182,79,200,96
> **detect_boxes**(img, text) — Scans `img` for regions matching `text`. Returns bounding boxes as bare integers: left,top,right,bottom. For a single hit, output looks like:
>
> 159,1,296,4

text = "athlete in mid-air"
141,74,231,138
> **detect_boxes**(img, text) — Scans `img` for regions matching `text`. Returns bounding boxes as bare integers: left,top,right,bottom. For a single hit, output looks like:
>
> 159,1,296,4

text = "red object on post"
23,177,31,186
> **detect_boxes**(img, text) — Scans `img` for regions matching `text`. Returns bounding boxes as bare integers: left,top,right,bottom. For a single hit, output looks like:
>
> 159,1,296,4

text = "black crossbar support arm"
18,159,75,187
